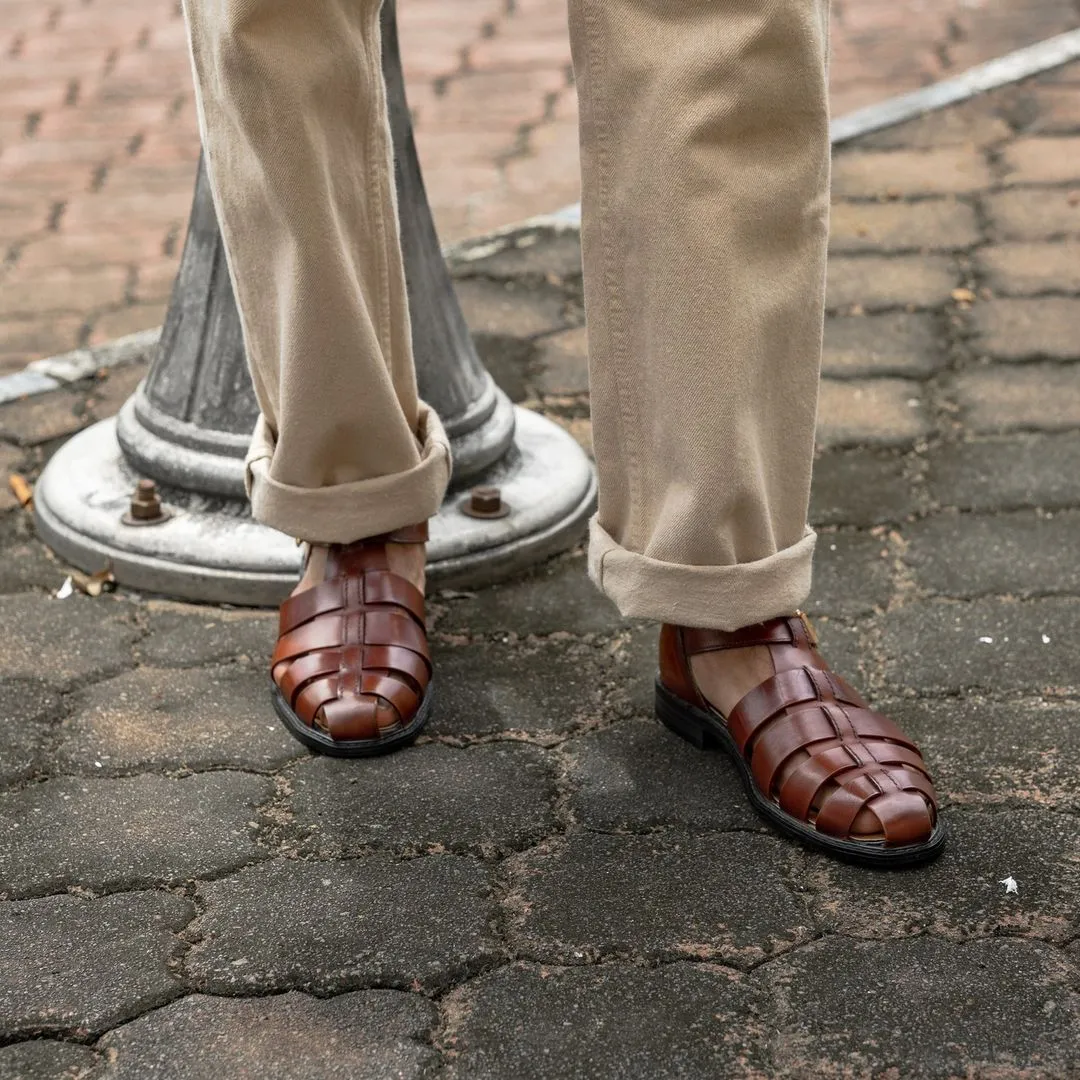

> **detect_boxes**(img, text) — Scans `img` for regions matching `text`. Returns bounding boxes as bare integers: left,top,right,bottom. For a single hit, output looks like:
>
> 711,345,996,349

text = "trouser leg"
181,0,450,543
568,0,831,630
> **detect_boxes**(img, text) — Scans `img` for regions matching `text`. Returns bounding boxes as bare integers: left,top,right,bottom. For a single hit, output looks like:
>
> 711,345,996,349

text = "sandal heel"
655,682,716,750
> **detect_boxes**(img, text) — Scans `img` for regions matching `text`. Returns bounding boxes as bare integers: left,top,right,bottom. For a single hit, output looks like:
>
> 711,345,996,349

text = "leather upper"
659,615,938,847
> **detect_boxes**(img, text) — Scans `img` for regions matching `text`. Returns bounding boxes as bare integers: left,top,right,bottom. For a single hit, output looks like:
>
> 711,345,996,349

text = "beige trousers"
182,0,831,632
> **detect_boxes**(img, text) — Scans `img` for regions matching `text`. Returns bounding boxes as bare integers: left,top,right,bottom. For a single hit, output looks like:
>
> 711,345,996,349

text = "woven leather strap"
272,527,431,742
660,615,937,846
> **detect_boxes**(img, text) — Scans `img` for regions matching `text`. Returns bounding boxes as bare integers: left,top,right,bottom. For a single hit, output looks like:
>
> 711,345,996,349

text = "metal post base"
34,408,596,607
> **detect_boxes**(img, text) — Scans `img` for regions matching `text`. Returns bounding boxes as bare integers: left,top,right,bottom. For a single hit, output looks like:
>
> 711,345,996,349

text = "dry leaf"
8,474,32,508
951,287,976,303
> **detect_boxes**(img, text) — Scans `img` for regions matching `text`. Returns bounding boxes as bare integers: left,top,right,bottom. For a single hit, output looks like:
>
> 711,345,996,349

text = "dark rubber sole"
272,683,432,758
655,679,946,869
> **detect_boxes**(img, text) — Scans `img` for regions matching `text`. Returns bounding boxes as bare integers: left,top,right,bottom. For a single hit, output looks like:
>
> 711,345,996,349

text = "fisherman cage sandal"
656,612,944,867
271,523,433,757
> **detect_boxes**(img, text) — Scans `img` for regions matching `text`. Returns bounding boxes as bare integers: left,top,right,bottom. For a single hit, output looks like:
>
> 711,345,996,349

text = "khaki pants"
182,0,830,632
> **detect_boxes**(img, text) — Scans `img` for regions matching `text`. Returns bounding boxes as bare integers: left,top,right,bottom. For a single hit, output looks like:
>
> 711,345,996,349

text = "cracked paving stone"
0,541,67,594
805,531,893,618
565,718,759,832
443,962,767,1079
809,450,918,527
926,433,1080,512
95,990,438,1079
288,742,557,855
821,312,945,379
0,593,140,688
891,696,1080,811
0,772,272,896
880,598,1080,694
185,855,498,994
802,806,1080,943
437,555,628,638
135,603,276,667
430,638,618,737
0,1040,100,1078
0,678,63,785
507,832,811,969
54,666,303,774
0,890,192,1038
764,937,1080,1077
905,509,1080,597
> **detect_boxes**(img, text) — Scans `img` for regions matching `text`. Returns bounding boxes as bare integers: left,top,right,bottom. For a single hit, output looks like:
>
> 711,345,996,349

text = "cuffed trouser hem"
245,403,452,543
588,518,817,632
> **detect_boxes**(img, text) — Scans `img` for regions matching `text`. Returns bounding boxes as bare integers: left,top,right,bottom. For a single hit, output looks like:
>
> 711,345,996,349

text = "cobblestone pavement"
2,67,1080,1080
2,0,1080,375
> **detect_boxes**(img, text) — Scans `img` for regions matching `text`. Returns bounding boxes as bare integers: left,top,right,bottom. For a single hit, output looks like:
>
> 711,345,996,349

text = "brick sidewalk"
1,65,1079,1077
1,0,1078,375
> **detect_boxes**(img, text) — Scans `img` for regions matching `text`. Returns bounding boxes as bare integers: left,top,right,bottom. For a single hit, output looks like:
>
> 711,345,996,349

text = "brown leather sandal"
656,613,944,867
271,523,432,757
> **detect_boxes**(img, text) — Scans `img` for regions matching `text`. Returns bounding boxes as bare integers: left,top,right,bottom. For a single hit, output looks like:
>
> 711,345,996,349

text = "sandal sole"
655,679,946,869
272,683,433,758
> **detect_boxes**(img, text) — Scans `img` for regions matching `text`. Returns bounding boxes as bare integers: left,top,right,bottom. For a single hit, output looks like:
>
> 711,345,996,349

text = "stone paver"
96,991,438,1080
764,937,1080,1077
507,832,811,969
442,963,767,1079
0,61,1078,1079
0,772,272,896
185,856,498,995
287,742,557,855
0,890,191,1037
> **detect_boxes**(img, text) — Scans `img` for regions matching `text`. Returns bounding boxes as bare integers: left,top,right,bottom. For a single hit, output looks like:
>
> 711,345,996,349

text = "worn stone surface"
0,540,68,594
829,197,980,253
809,450,919,526
905,509,1080,597
974,296,1080,362
979,240,1080,295
288,742,557,855
0,391,87,447
135,603,275,667
983,186,1080,240
0,890,191,1037
880,598,1080,694
565,717,760,831
926,433,1080,511
443,962,766,1080
765,937,1080,1077
507,832,811,968
817,378,931,448
826,254,958,311
821,311,944,378
436,555,626,638
955,363,1080,433
805,806,1080,942
0,593,140,688
185,856,497,995
0,772,272,896
890,696,1080,811
0,1040,100,1079
806,530,894,617
0,679,63,785
429,637,618,736
54,666,302,774
96,991,438,1080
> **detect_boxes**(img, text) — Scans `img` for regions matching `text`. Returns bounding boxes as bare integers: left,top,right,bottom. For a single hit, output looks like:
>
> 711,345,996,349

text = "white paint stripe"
3,28,1080,407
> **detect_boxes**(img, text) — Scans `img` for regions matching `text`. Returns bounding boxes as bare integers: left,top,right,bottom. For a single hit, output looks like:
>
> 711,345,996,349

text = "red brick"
955,364,1080,433
0,264,130,319
817,378,931,449
984,188,1080,241
974,298,1080,363
826,255,959,312
832,147,993,197
978,241,1080,295
1001,137,1080,186
830,199,980,254
0,314,85,374
89,301,168,346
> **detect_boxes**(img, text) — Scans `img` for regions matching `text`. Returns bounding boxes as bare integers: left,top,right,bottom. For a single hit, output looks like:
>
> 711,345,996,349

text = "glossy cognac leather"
659,615,938,847
272,523,431,743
